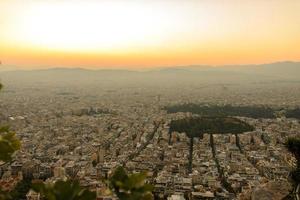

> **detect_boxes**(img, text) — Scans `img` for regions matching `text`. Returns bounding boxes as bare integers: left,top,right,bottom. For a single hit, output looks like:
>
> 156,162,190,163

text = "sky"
0,0,300,69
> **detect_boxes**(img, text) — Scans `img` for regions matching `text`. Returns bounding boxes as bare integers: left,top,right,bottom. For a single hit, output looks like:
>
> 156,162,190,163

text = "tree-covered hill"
165,104,276,119
169,116,254,138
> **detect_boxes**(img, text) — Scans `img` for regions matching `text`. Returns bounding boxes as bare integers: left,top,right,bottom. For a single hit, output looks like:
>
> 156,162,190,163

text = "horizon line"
0,60,299,72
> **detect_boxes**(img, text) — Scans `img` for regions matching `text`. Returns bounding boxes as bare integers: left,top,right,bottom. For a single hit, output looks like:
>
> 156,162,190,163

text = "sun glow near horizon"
19,2,175,52
1,0,300,68
6,1,205,53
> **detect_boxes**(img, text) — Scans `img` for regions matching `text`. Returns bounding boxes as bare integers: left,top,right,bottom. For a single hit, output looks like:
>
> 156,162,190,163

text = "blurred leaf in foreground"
32,180,96,200
0,126,21,162
108,166,153,200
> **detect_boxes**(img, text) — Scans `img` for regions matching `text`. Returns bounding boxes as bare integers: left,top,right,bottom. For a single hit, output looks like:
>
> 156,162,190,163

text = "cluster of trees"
0,85,18,157
169,116,254,138
166,103,300,120
0,84,21,164
165,103,276,118
286,108,300,119
261,132,271,145
0,83,22,199
0,126,20,163
284,137,300,199
8,179,32,200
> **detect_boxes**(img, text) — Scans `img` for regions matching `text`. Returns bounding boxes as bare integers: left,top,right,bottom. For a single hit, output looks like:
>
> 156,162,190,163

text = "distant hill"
164,61,300,79
222,61,300,79
152,61,300,81
0,65,22,72
0,61,299,87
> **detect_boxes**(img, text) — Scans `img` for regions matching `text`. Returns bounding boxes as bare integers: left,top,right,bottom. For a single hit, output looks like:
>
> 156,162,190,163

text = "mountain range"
0,61,299,86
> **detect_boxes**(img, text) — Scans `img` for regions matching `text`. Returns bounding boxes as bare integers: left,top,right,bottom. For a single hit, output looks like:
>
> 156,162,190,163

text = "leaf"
0,131,21,162
108,166,154,200
143,192,154,200
0,126,10,133
0,187,11,200
32,180,96,200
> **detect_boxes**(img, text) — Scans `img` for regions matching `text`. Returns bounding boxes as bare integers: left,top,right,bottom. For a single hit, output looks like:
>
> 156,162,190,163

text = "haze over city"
0,1,300,200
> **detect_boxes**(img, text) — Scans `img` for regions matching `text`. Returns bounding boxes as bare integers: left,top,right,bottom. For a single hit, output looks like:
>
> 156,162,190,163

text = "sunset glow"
1,0,300,68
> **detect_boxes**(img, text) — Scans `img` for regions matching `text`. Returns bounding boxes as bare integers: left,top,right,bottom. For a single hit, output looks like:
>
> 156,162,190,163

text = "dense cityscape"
1,0,300,199
0,67,299,199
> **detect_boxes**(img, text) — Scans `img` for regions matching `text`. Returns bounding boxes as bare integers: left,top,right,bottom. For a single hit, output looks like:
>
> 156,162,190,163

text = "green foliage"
261,132,271,145
285,137,300,185
0,187,12,200
169,116,254,138
0,126,21,162
286,137,300,159
32,180,96,200
0,83,21,199
9,178,32,200
92,160,97,168
109,166,153,200
31,167,153,200
289,170,300,187
286,108,300,119
165,103,276,119
0,84,20,162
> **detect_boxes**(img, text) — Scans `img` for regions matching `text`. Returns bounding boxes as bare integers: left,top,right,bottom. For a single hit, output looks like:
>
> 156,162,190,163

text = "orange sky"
1,0,300,69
